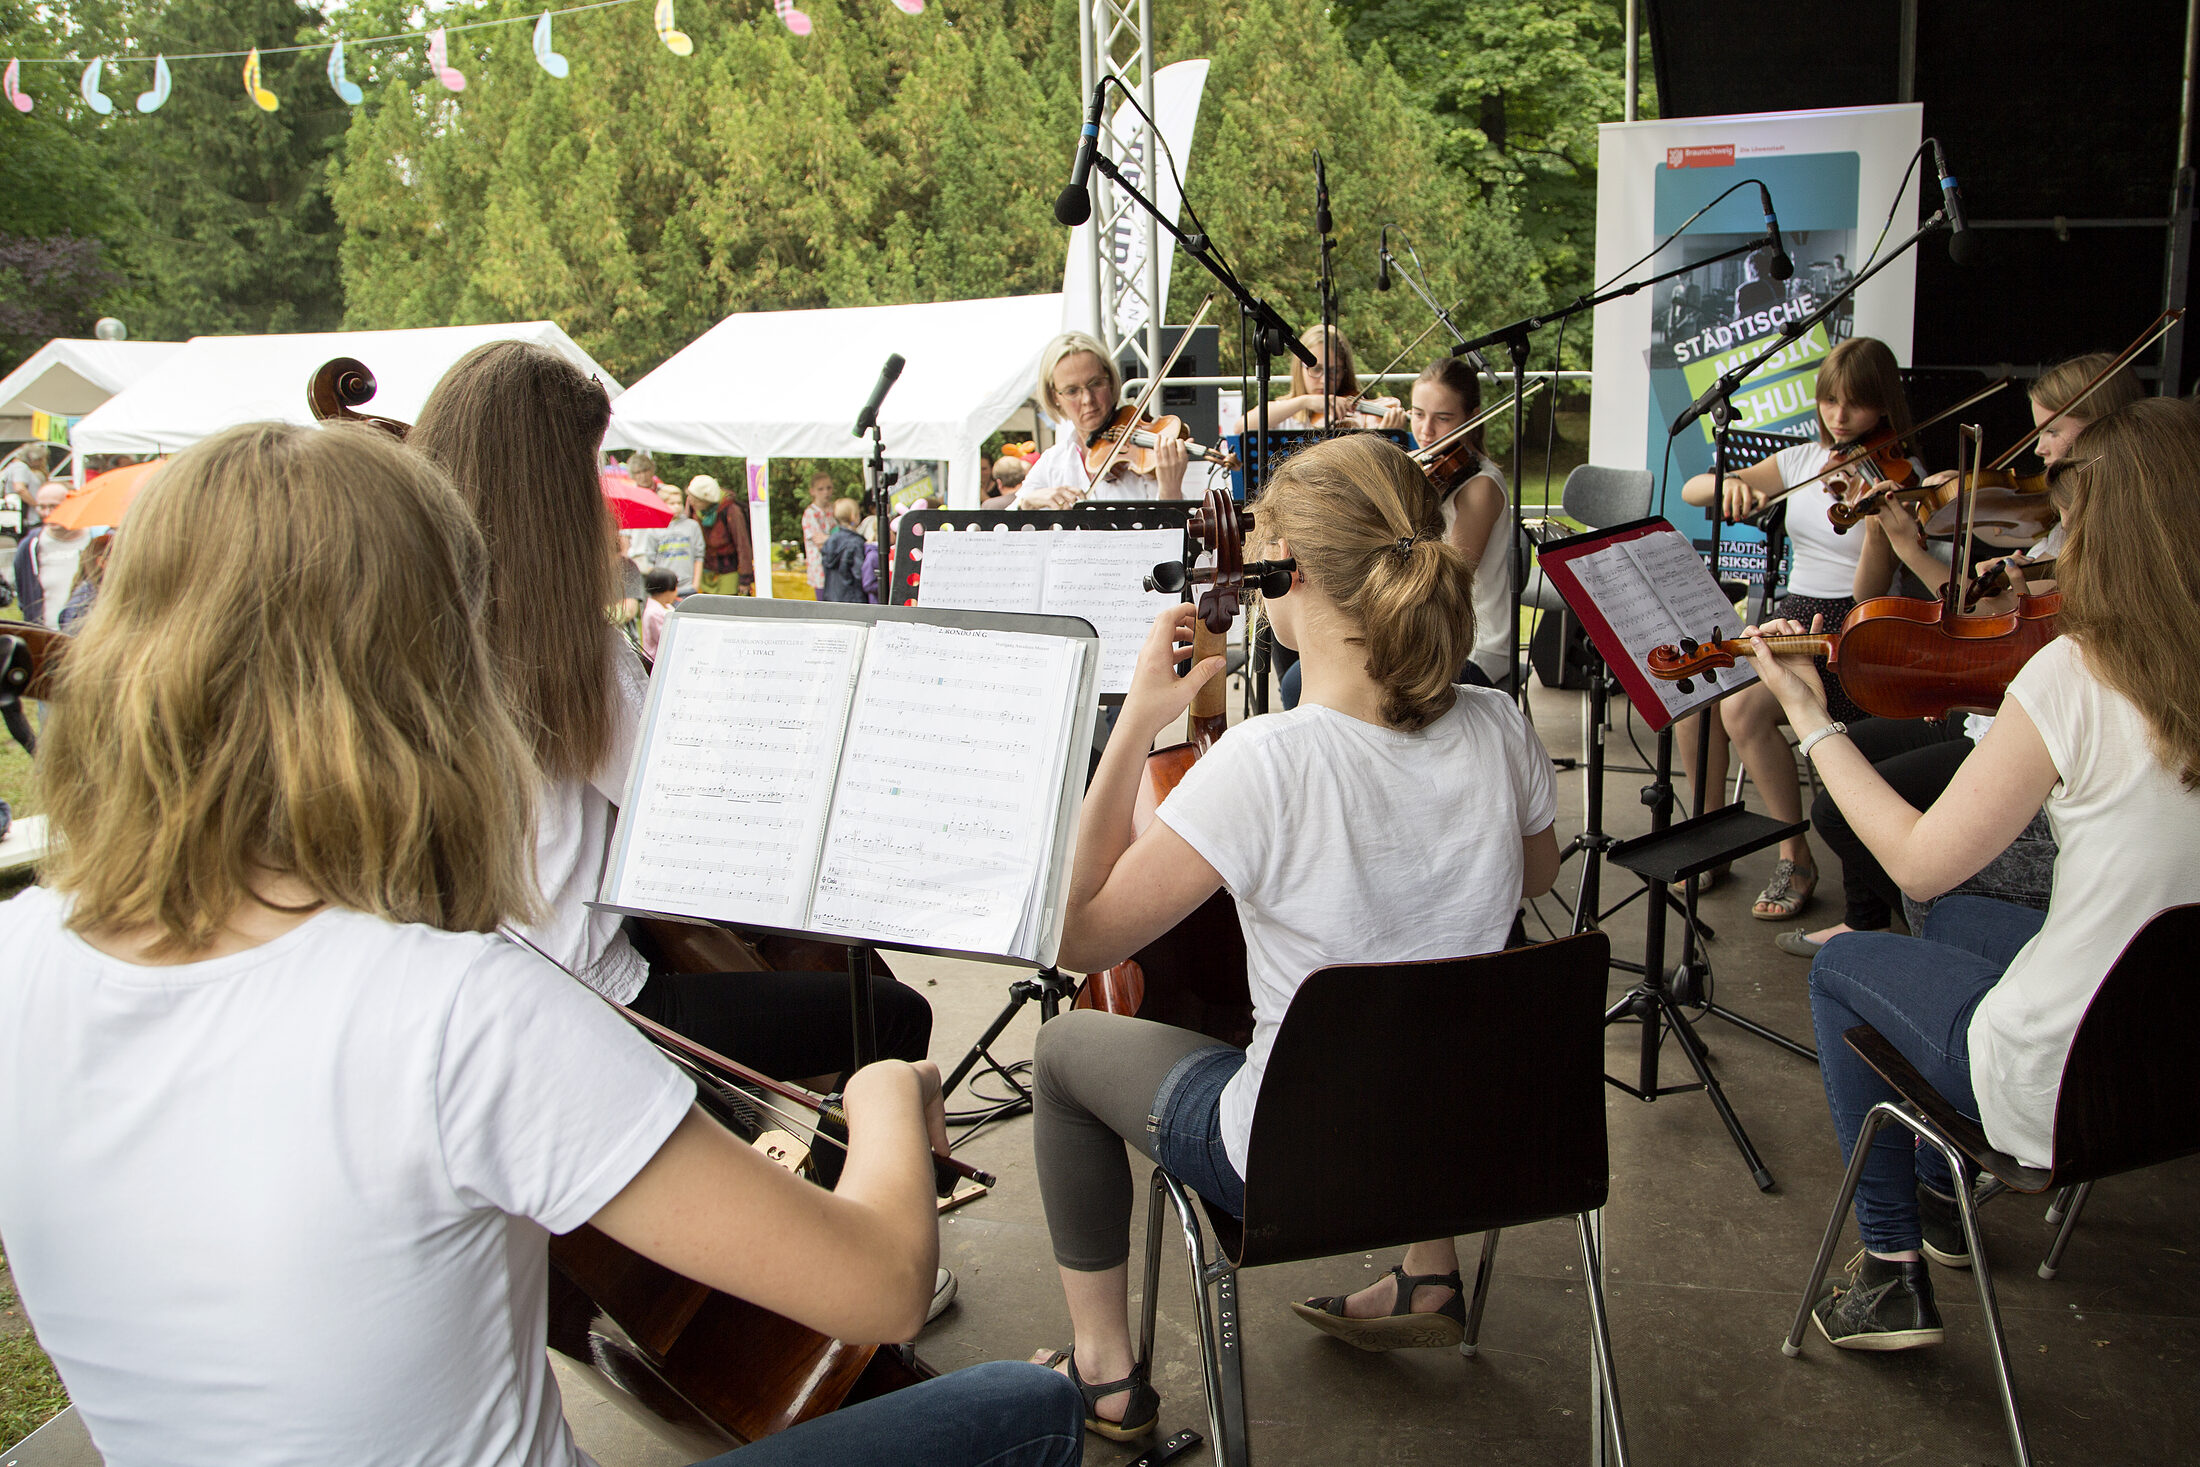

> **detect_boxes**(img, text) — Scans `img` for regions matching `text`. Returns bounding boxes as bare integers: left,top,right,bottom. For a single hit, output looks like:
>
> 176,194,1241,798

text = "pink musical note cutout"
4,58,32,113
427,28,467,92
890,0,925,13
772,0,813,37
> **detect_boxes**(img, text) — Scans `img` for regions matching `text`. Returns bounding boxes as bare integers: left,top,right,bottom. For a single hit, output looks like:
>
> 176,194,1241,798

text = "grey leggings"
1033,1009,1219,1272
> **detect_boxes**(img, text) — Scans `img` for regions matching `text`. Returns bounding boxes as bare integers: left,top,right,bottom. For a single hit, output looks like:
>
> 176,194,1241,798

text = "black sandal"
1036,1348,1160,1441
1289,1265,1467,1351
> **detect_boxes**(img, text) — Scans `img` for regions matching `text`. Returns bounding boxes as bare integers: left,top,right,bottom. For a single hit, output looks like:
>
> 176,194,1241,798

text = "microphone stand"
858,426,897,605
1380,240,1486,374
1086,147,1315,716
1451,231,1782,709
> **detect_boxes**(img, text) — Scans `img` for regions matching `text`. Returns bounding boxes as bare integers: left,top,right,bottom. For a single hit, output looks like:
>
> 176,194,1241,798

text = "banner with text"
1588,105,1922,549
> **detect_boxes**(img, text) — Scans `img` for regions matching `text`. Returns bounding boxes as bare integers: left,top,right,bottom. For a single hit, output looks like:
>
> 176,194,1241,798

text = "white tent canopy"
0,339,183,443
610,293,1064,512
72,322,632,456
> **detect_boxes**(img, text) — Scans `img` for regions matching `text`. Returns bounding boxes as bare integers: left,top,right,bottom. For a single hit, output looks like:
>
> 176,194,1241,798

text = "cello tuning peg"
1147,561,1189,595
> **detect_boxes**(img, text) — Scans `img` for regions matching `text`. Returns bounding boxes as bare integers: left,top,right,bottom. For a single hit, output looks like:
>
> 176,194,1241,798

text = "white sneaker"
927,1267,958,1324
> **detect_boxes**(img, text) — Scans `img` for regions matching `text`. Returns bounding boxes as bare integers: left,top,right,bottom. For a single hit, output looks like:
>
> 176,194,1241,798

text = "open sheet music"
602,604,1097,965
1537,518,1757,730
912,527,1182,695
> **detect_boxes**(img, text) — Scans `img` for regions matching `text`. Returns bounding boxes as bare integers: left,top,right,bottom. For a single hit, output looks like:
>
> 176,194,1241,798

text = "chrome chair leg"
2038,1181,2093,1281
1783,1101,1894,1355
1932,1128,2033,1467
1461,1229,1502,1358
1152,1169,1246,1467
1576,1213,1631,1467
1137,1167,1170,1373
2042,1182,2080,1226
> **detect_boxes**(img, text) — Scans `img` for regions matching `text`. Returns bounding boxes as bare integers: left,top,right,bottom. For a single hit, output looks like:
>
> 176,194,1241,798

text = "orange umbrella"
44,459,166,531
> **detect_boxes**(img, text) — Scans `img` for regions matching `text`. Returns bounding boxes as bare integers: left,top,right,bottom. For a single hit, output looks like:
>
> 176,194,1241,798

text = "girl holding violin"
409,343,936,1088
1678,336,1920,920
1015,331,1190,507
1784,354,2142,958
0,421,1080,1466
1222,325,1406,435
1740,396,2200,1351
1026,434,1557,1435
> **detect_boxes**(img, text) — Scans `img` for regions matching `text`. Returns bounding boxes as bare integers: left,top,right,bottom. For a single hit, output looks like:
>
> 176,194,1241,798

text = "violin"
1072,485,1255,1045
0,620,70,754
1413,379,1545,496
1084,406,1240,480
1648,425,2062,719
1746,378,2009,524
308,356,947,1442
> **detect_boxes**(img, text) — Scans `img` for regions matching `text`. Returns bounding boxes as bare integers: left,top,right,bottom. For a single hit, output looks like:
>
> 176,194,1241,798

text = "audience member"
803,472,836,594
639,567,678,658
984,456,1029,509
691,474,754,595
57,531,114,633
12,483,91,628
820,499,869,603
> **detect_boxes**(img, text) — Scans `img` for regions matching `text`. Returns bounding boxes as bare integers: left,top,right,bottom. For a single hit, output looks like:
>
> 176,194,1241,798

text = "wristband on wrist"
1796,721,1848,760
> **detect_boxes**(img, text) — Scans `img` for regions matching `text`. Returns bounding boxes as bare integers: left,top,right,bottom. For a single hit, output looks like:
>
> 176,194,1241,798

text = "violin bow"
1759,376,2010,508
1948,423,1986,615
1329,310,1461,424
1410,377,1546,469
1985,307,2184,471
497,925,996,1192
1083,293,1216,492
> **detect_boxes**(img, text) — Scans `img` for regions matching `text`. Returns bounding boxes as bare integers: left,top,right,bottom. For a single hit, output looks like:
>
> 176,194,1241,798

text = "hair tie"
1393,534,1417,558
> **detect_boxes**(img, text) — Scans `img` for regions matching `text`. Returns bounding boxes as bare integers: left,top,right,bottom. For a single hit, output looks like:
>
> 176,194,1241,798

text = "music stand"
1536,517,1812,1192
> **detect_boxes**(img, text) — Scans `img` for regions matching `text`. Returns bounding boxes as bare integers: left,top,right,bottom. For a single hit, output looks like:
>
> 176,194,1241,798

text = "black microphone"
1314,151,1331,236
1933,140,1980,266
851,353,905,437
1377,225,1391,291
1757,183,1794,281
1053,82,1109,227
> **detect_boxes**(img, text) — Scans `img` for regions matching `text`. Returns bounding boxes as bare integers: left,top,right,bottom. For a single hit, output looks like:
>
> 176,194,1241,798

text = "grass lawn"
0,1244,67,1451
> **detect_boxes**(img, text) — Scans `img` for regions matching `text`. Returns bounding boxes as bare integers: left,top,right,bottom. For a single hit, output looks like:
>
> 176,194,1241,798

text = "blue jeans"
694,1362,1082,1467
1808,896,2048,1252
1150,1044,1249,1218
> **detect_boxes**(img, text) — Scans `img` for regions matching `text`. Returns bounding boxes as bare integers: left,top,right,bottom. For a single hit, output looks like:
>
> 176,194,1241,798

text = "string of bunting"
2,0,926,116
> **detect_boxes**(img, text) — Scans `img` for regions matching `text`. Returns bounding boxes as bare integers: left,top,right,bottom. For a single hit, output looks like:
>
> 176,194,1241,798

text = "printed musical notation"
1553,527,1756,722
915,528,1180,695
809,621,1083,955
610,615,864,928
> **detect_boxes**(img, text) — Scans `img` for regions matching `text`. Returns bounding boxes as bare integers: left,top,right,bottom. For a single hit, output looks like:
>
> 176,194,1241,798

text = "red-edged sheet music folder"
1534,516,1758,733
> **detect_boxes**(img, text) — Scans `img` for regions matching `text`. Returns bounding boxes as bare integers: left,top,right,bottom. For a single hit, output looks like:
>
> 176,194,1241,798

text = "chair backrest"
2048,903,2200,1184
1232,932,1611,1270
1559,465,1653,530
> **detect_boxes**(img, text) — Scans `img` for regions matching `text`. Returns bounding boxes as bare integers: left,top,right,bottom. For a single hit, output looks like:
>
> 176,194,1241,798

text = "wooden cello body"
1073,488,1254,1047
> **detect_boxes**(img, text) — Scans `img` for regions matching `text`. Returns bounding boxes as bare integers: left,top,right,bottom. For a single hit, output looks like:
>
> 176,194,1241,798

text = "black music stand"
1537,518,1809,1192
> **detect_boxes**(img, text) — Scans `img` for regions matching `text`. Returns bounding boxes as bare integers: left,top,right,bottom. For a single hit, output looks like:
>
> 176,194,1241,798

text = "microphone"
851,353,905,437
1377,225,1391,291
1757,183,1794,281
1053,82,1109,227
1933,140,1980,266
1314,152,1331,236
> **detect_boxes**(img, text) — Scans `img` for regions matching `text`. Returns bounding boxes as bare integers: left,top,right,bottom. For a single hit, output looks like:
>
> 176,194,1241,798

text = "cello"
306,356,955,1449
1071,486,1269,1045
1645,425,2062,719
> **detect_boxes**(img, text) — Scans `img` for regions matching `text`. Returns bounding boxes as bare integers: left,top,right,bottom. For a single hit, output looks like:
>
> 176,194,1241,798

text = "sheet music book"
911,526,1182,695
599,599,1100,967
1535,517,1758,731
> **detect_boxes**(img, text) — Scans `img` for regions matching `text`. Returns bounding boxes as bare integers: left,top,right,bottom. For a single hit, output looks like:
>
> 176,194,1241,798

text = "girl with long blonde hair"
0,422,1072,1464
1744,395,2200,1351
1024,432,1559,1437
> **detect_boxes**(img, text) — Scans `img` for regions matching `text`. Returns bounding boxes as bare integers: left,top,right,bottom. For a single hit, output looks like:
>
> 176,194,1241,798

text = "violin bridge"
752,1129,812,1175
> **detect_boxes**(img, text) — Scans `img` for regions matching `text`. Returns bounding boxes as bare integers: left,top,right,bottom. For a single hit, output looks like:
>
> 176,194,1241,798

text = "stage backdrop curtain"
71,322,634,456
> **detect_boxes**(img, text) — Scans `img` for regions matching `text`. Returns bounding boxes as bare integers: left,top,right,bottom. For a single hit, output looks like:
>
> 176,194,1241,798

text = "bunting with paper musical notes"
0,0,935,121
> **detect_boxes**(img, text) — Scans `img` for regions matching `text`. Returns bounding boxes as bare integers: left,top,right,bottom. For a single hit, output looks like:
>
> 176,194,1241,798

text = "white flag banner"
1060,59,1211,344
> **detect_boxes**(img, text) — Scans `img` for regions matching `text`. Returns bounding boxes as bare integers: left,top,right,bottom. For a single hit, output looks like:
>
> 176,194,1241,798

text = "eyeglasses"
1057,376,1112,402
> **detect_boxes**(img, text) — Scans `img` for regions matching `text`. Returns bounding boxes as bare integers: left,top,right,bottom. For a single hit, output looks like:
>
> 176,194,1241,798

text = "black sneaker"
1811,1252,1944,1351
1917,1185,1973,1269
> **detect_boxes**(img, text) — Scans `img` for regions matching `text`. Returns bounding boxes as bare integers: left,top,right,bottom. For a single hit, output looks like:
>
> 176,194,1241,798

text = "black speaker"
1529,607,1597,692
1117,324,1220,446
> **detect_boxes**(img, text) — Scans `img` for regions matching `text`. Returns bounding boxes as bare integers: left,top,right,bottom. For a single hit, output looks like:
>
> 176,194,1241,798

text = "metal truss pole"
1077,0,1164,374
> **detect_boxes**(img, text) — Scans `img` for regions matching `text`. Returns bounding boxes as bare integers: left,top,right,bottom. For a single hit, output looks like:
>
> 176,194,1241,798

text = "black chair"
1131,932,1626,1467
1780,904,2200,1467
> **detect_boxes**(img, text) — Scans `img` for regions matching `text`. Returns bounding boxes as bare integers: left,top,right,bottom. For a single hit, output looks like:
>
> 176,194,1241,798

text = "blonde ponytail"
1258,434,1475,730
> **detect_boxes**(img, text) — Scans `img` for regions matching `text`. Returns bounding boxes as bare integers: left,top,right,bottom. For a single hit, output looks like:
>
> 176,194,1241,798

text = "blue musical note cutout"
136,54,171,114
79,57,113,115
326,39,363,106
532,12,570,79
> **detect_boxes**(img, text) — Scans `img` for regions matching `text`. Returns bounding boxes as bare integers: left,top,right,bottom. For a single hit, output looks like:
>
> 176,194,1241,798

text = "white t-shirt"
1018,436,1165,502
1967,636,2200,1167
1437,455,1515,684
36,528,87,628
1768,442,1925,600
0,886,694,1467
1156,688,1556,1175
522,631,650,1004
